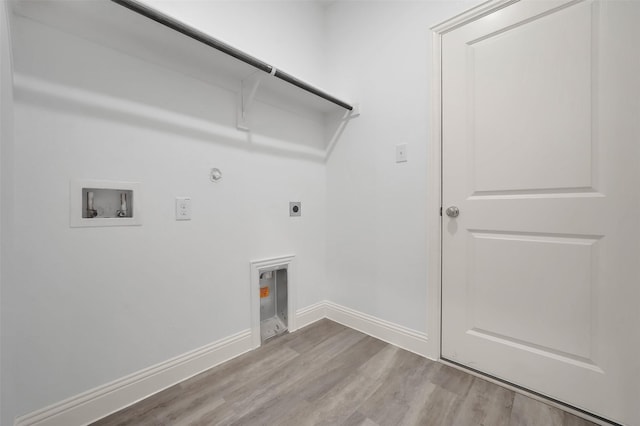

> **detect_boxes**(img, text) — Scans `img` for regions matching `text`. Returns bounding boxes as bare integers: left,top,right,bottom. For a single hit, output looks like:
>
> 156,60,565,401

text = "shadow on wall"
14,74,339,163
11,6,354,163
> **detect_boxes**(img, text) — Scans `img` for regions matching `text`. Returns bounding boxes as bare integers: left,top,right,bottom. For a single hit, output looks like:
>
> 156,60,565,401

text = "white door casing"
438,1,640,424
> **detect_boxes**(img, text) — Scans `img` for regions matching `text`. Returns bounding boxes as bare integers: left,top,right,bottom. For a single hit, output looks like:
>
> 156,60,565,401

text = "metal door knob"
446,206,460,218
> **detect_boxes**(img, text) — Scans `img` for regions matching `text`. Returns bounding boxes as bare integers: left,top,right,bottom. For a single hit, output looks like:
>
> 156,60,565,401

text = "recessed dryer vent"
259,269,288,342
250,255,296,348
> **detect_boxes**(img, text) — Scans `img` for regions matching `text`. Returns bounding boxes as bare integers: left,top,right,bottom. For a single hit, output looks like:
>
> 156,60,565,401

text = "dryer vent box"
260,268,288,342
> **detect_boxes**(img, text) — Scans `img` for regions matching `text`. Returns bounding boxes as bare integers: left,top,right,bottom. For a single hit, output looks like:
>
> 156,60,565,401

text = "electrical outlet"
396,143,408,163
290,202,301,217
176,197,192,220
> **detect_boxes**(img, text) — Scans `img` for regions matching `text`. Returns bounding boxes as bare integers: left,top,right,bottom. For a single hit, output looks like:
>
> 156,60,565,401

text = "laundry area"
2,0,639,425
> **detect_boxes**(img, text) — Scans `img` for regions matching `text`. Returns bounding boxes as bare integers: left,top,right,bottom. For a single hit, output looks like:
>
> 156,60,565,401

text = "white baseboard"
14,302,428,426
324,301,430,358
297,301,429,358
14,330,253,426
295,301,327,330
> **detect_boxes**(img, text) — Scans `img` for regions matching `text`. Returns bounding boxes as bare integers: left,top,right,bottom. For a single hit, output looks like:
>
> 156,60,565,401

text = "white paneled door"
440,1,640,424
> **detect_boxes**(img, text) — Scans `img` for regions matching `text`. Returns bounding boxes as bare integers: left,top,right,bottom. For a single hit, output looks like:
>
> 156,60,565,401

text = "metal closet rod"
110,0,354,111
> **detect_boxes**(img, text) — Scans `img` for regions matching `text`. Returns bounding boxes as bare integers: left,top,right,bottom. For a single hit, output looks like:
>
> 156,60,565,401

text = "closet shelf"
12,0,355,116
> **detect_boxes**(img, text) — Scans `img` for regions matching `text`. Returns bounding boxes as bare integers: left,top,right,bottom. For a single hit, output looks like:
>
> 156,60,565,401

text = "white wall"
140,0,328,88
4,2,328,420
324,1,478,339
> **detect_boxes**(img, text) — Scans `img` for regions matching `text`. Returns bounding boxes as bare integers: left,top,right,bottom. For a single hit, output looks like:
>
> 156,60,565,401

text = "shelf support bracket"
237,71,267,131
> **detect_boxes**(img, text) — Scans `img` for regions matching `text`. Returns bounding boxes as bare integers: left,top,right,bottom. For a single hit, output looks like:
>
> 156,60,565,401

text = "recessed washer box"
70,179,142,227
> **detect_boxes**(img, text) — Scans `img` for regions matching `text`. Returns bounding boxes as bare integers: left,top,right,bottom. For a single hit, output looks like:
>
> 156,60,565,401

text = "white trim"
430,0,518,34
426,22,443,361
14,330,253,426
427,0,522,362
295,301,327,330
324,301,431,359
12,298,616,426
249,255,296,349
297,301,430,359
12,302,430,426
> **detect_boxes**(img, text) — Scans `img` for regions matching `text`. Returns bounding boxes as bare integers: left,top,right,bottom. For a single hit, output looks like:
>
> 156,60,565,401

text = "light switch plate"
396,143,408,163
176,197,192,220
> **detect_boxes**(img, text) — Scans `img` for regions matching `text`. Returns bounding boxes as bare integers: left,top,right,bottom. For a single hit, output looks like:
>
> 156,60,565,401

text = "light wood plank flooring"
92,319,597,426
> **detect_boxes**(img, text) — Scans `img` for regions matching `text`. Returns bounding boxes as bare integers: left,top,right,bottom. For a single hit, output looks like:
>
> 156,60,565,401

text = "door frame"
427,0,516,361
427,2,615,424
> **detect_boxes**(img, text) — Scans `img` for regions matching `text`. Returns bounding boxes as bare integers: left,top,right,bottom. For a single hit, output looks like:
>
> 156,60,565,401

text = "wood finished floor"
92,320,597,426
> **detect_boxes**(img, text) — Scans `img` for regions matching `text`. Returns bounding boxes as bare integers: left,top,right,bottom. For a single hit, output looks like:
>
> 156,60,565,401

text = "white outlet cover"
396,144,408,163
176,197,192,220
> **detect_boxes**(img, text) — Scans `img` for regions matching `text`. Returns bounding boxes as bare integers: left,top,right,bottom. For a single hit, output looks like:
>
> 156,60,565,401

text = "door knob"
446,206,460,218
